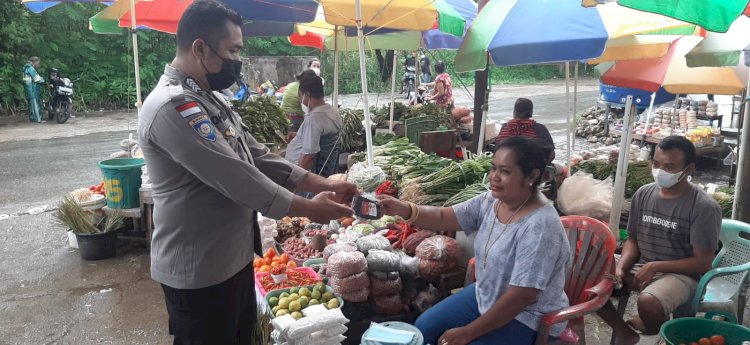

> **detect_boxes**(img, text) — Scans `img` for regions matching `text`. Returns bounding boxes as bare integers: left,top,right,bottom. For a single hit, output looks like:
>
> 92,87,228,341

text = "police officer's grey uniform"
138,65,308,289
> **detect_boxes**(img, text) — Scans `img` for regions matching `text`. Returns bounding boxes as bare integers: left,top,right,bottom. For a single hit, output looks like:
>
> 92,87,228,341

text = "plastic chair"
465,216,617,345
690,219,750,324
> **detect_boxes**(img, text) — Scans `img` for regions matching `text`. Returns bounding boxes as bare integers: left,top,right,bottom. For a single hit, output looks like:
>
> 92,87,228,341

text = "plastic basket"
405,116,437,146
254,267,321,297
660,313,750,345
263,284,344,317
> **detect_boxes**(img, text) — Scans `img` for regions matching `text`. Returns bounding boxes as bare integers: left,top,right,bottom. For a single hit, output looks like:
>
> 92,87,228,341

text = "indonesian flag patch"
176,101,202,118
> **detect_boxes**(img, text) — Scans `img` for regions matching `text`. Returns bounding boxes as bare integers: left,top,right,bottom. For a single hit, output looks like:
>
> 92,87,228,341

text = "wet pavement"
0,79,738,344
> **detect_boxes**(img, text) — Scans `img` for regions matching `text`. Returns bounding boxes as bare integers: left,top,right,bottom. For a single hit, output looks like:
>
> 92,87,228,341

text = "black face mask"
201,43,242,91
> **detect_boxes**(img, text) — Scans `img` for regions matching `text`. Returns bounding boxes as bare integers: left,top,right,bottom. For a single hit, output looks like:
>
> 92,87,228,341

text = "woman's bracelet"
404,202,420,223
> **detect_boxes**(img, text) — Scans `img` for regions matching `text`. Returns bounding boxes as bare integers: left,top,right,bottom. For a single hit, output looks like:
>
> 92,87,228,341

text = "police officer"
137,1,357,344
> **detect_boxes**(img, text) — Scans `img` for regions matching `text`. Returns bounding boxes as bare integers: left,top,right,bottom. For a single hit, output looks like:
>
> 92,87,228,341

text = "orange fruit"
265,248,277,259
286,261,297,268
259,265,271,272
264,257,272,265
280,253,290,264
253,258,264,268
698,338,711,345
709,335,725,345
690,342,699,345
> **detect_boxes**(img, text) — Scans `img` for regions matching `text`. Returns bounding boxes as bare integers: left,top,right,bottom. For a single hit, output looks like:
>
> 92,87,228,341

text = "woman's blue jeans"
415,284,539,345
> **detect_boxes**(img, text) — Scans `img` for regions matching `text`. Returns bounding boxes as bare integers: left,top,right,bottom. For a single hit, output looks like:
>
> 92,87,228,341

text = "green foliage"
235,96,289,145
0,2,175,114
571,160,654,199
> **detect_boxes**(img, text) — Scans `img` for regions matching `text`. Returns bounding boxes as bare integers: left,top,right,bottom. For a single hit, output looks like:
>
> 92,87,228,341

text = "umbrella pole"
355,0,374,167
642,92,656,144
573,61,578,155
733,71,750,221
389,51,397,133
609,95,636,238
565,61,571,167
333,26,339,109
129,0,142,112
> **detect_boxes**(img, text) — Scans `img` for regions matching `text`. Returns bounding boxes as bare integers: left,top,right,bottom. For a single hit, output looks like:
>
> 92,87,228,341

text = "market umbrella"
588,35,683,64
601,36,747,95
686,16,750,67
606,0,750,33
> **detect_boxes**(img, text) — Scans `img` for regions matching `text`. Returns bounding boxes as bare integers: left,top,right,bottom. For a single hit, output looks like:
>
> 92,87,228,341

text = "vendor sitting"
284,74,342,178
496,98,555,164
378,136,570,345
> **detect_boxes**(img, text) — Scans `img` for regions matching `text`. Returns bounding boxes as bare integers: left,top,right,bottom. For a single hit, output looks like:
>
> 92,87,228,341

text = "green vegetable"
571,160,653,199
380,215,397,224
352,224,375,236
234,97,289,145
443,177,490,207
340,108,365,152
400,153,493,206
712,187,734,218
373,133,400,146
349,166,387,192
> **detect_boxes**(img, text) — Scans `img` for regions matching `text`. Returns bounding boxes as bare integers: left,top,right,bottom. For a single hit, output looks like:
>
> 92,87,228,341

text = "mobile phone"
352,194,381,220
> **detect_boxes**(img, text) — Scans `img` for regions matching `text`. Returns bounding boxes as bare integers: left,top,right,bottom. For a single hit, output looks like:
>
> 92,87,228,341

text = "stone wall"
241,56,317,89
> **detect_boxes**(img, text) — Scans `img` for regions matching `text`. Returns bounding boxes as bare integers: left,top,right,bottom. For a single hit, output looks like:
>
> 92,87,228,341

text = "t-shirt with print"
284,104,342,165
627,183,721,266
452,192,570,336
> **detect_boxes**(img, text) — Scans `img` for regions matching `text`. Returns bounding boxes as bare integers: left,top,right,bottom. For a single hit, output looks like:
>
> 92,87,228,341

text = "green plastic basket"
405,116,437,146
660,313,750,345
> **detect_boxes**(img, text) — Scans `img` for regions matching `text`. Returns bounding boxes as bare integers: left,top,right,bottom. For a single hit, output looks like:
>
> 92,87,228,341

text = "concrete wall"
241,56,317,89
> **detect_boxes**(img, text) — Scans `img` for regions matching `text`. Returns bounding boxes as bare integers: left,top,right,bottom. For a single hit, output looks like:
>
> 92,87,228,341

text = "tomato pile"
253,248,297,273
89,181,105,196
679,335,725,345
258,267,321,292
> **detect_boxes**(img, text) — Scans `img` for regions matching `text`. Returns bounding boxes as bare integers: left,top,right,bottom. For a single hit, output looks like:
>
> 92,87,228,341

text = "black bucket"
75,231,117,260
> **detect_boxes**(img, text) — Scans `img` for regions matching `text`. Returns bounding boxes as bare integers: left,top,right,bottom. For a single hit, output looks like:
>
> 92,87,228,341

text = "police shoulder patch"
188,114,216,142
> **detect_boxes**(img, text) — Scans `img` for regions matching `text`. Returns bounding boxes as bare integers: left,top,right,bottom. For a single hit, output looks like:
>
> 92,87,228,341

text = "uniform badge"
176,101,203,118
225,125,236,138
185,78,203,93
188,114,216,142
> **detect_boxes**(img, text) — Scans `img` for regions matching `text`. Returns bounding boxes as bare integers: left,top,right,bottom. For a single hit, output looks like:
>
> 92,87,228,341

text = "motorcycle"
46,68,75,124
403,65,416,100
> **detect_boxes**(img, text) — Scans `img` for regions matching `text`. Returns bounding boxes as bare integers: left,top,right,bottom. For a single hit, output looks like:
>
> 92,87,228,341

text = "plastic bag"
403,231,435,256
398,251,419,277
411,285,441,312
557,172,614,222
370,270,401,280
356,235,392,256
284,308,349,340
323,242,358,261
337,287,370,303
327,251,368,278
415,235,459,262
370,274,402,296
417,258,451,282
366,249,401,272
329,271,370,293
372,294,403,315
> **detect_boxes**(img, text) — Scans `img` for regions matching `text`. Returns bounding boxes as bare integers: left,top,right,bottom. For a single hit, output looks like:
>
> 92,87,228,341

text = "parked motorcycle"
46,68,75,124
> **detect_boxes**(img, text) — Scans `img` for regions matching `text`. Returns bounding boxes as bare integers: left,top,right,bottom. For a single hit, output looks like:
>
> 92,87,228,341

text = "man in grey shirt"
285,74,342,177
137,1,356,343
597,136,721,345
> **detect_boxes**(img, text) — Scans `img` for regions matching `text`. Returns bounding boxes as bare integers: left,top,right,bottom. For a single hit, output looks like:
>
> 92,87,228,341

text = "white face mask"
311,67,320,76
651,168,687,189
300,94,310,115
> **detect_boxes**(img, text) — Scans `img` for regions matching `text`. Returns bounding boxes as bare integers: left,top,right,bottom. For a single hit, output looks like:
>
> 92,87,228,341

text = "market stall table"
608,128,729,165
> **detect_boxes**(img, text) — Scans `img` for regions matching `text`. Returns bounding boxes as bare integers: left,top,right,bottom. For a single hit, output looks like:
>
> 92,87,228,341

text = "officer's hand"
308,192,353,223
325,180,358,205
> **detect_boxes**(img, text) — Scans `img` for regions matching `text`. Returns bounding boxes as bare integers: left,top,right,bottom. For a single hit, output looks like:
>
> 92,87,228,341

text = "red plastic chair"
465,215,617,344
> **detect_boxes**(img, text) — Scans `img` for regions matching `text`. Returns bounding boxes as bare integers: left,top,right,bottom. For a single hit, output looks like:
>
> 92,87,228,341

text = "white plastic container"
67,230,79,249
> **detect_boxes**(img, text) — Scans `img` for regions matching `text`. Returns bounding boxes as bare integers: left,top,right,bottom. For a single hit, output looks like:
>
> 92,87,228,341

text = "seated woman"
424,60,454,110
378,136,571,345
496,98,555,164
